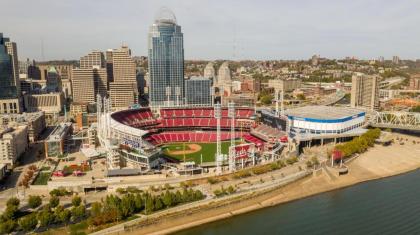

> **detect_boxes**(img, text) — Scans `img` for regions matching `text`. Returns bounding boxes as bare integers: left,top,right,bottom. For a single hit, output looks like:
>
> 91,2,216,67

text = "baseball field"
162,141,242,164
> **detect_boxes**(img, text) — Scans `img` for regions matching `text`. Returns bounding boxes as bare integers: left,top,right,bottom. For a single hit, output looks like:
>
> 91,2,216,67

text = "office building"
185,77,212,105
44,123,72,158
109,46,138,108
351,73,379,110
409,74,420,90
24,93,64,122
217,62,232,96
268,78,301,92
0,125,28,169
204,62,216,80
148,8,184,106
4,40,20,96
0,112,46,142
0,34,22,114
72,51,108,103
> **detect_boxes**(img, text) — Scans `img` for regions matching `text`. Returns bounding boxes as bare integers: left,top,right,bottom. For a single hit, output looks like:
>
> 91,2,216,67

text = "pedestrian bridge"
368,111,420,131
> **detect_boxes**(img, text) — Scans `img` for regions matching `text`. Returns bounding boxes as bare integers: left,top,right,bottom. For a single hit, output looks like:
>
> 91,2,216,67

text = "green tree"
71,196,82,207
37,209,54,227
71,205,86,221
162,191,173,208
6,197,20,208
0,220,17,234
28,195,42,209
19,213,38,232
120,194,135,219
90,202,102,217
260,94,274,105
154,197,163,211
57,209,71,224
134,194,144,212
49,196,60,208
2,205,18,220
145,196,155,214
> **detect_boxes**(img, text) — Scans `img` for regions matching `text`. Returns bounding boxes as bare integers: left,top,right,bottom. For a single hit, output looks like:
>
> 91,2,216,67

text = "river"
175,170,420,235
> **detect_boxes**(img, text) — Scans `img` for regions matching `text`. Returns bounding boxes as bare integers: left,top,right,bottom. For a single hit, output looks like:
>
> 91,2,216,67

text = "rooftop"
286,106,364,120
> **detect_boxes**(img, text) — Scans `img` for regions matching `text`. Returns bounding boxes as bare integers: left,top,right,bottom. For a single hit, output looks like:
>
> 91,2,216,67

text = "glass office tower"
148,8,184,107
0,33,17,99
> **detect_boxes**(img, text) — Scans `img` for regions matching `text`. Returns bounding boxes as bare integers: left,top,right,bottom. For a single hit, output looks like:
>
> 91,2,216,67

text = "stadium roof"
285,106,364,120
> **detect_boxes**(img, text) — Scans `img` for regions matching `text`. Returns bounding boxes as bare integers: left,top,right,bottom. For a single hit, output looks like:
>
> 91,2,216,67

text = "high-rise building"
71,68,96,103
204,62,216,80
392,56,400,64
148,8,184,106
351,73,379,110
409,74,420,90
109,46,138,108
80,50,105,69
46,66,62,92
185,76,212,106
4,40,20,96
0,33,22,114
0,34,18,99
217,61,232,96
72,51,108,103
105,49,114,83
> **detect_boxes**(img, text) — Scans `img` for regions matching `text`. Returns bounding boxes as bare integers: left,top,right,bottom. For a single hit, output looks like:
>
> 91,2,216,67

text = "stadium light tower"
228,101,236,172
214,103,222,174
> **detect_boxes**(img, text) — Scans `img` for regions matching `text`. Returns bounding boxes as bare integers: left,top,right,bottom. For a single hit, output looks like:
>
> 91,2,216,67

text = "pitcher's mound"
167,144,202,155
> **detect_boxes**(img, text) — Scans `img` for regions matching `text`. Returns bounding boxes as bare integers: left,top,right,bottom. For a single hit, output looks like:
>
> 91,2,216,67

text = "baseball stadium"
105,106,288,172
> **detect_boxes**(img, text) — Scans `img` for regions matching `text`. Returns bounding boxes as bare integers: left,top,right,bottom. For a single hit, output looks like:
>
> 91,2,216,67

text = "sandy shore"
120,135,420,235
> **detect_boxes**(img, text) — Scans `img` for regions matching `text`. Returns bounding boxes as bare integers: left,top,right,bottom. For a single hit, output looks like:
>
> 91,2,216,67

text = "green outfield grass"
162,141,242,164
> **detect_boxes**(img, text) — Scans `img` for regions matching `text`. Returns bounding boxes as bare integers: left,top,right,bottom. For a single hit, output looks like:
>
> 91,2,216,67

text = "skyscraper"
72,51,108,103
185,77,212,106
351,73,379,110
4,40,20,96
148,8,184,107
109,46,138,108
0,33,22,114
0,33,16,99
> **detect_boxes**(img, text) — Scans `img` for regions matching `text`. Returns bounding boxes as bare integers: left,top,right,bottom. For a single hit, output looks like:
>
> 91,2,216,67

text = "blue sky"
2,0,420,60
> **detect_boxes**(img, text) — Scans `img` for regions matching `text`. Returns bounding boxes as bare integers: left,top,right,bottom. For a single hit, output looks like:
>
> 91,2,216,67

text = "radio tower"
228,102,236,172
214,103,222,174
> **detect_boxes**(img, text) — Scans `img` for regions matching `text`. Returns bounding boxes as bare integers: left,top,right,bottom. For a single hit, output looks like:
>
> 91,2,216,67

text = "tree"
90,202,102,217
37,209,54,227
2,205,18,220
154,197,163,211
120,194,135,219
71,196,82,207
162,191,173,208
57,209,71,224
28,195,42,209
6,197,20,208
19,213,38,232
0,220,16,234
134,194,144,212
260,94,274,105
145,196,154,214
49,196,60,208
71,205,86,221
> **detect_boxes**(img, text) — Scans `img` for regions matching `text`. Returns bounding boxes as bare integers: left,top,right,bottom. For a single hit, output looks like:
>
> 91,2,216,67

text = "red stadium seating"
146,131,245,146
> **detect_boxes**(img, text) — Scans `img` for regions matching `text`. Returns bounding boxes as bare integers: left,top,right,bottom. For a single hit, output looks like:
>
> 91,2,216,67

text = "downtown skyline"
2,0,420,61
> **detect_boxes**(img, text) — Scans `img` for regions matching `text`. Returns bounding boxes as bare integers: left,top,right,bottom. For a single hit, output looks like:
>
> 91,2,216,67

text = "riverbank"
125,135,420,235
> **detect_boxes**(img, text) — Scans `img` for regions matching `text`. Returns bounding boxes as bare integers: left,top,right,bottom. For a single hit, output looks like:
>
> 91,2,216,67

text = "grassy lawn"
162,141,242,164
32,172,51,185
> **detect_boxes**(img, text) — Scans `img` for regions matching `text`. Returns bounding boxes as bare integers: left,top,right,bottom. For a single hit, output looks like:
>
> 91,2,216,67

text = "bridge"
367,111,420,131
